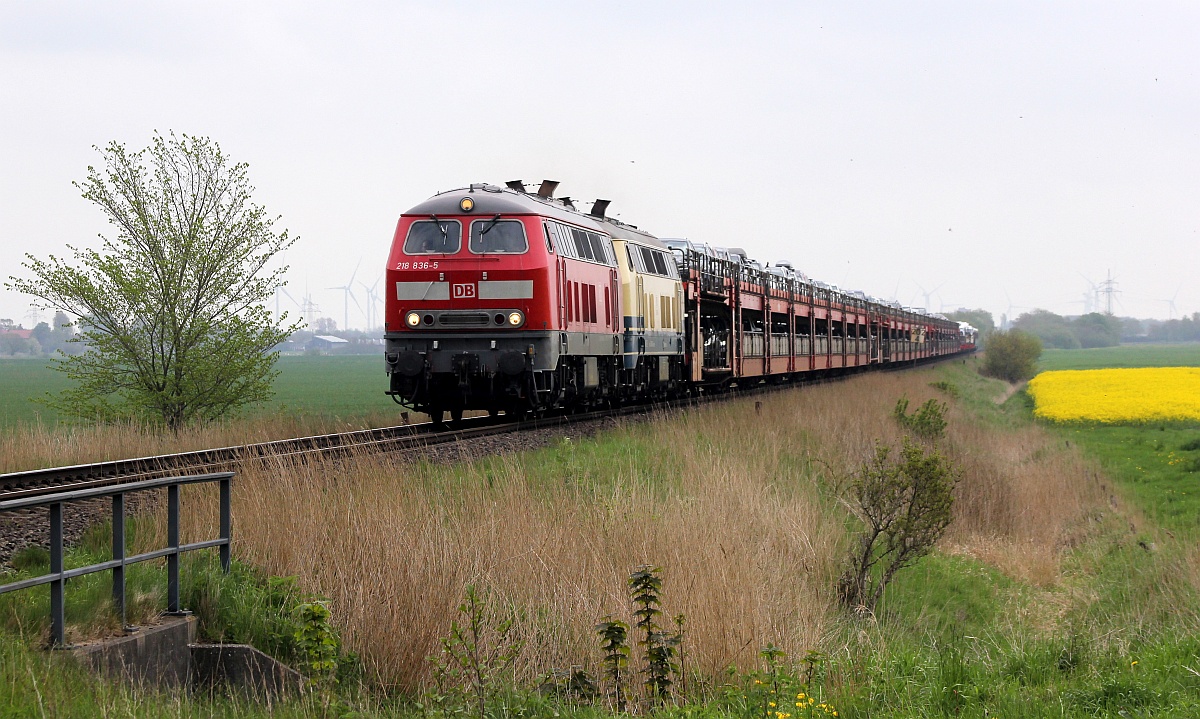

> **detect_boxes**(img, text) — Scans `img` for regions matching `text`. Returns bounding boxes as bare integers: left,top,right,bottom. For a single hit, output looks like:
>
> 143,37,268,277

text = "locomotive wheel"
429,408,445,428
450,407,464,425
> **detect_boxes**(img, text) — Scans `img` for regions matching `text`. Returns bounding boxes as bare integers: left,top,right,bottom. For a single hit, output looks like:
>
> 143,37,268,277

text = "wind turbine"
914,281,946,313
358,273,383,331
1001,290,1029,329
326,260,364,332
298,282,320,329
278,288,309,328
1077,273,1101,314
1158,283,1183,321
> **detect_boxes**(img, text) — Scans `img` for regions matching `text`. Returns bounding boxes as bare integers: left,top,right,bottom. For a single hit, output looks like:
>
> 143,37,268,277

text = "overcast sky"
2,1,1197,330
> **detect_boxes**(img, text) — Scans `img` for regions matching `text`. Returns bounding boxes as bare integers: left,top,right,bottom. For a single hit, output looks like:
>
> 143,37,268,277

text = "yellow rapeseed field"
1028,367,1200,423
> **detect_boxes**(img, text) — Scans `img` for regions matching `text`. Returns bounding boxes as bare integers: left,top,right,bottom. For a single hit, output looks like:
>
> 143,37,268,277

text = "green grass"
1061,424,1200,534
1039,343,1200,372
0,357,74,426
6,351,1200,716
264,354,392,419
0,354,394,430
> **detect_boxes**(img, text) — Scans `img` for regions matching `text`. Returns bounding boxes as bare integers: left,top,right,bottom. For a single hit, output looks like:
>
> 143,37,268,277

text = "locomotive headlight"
507,311,524,327
405,311,421,328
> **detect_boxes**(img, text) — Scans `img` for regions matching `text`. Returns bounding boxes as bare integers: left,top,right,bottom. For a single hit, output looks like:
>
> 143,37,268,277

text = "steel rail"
0,354,963,502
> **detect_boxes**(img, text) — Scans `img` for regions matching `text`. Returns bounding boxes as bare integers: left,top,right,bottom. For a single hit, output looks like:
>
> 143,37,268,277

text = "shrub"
929,380,960,398
893,397,948,440
981,330,1042,383
838,438,960,613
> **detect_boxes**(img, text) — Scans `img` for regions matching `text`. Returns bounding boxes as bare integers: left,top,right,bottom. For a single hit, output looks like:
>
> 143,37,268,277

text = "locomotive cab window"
404,219,462,255
470,218,528,254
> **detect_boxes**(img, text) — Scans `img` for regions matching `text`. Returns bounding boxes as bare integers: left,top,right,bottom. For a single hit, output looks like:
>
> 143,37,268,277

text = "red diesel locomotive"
384,181,972,424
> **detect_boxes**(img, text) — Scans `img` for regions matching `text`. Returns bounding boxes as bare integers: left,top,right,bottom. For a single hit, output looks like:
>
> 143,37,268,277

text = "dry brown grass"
173,367,1106,691
0,411,421,475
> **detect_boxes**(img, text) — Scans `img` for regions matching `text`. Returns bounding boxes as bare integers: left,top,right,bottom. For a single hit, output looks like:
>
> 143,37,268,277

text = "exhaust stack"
505,180,526,193
589,199,611,219
536,180,559,198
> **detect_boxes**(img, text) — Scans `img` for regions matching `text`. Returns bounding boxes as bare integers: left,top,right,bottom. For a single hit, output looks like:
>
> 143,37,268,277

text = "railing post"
219,475,231,574
166,483,182,614
49,502,64,647
112,492,126,629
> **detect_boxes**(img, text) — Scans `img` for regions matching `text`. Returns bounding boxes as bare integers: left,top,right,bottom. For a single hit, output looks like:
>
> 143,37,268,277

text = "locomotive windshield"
404,219,462,254
470,219,528,254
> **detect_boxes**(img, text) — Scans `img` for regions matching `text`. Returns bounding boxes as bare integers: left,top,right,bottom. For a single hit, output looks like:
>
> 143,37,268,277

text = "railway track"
0,393,709,503
0,355,963,504
0,414,532,500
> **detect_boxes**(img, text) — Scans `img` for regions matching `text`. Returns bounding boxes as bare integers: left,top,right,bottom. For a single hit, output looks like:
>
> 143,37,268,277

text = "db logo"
452,283,476,299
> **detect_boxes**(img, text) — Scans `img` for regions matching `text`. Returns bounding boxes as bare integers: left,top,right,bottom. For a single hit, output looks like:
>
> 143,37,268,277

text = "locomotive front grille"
437,312,492,327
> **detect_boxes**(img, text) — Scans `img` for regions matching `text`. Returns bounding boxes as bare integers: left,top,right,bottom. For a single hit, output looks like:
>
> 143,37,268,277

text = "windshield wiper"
429,214,449,243
478,214,502,237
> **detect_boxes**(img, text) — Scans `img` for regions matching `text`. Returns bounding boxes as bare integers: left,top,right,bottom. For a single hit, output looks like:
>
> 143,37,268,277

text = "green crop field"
1038,342,1200,372
0,354,398,430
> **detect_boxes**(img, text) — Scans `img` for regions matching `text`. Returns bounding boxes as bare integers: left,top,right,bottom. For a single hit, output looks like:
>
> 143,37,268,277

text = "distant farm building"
308,335,349,353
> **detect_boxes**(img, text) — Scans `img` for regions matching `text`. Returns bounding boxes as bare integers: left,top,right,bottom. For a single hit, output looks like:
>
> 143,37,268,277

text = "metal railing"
0,472,233,647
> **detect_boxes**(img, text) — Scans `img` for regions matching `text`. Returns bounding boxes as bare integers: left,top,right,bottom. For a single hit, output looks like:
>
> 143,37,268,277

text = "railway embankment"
3,355,1200,717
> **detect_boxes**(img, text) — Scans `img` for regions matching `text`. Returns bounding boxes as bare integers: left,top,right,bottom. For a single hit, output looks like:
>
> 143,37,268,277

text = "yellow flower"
1132,660,1139,666
797,693,805,699
769,702,776,708
1028,368,1200,423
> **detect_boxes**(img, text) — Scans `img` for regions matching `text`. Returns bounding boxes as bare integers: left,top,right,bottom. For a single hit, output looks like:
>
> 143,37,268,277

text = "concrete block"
190,643,305,698
71,616,197,687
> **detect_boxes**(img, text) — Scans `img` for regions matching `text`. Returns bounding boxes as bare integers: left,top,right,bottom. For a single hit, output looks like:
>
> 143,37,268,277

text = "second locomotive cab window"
470,219,528,254
404,219,462,254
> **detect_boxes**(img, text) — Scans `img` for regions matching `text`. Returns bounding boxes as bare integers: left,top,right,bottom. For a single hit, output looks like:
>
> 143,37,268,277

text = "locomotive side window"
640,247,655,274
404,219,462,254
470,219,528,254
626,244,645,273
599,236,615,265
570,228,595,261
652,250,669,275
588,234,607,264
542,222,556,253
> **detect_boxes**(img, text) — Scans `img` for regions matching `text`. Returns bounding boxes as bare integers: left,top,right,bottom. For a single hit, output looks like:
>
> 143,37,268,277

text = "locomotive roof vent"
590,199,611,219
560,196,575,210
536,180,559,198
505,180,526,193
